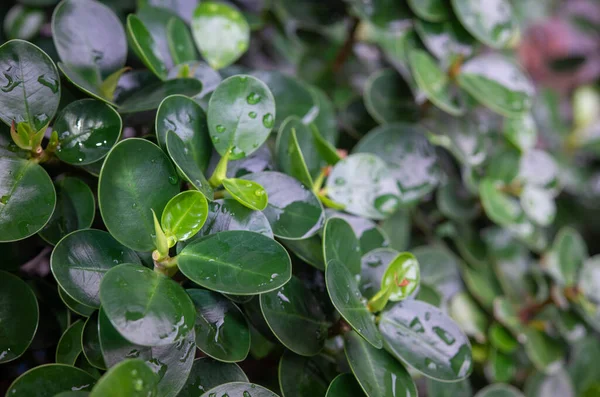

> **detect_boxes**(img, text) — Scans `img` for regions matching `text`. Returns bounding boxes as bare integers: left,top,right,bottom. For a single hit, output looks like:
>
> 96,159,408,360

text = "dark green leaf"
0,270,39,363
326,210,389,255
191,2,249,70
166,17,197,65
326,259,382,348
117,78,203,113
278,350,337,397
523,328,565,373
82,312,106,370
426,378,472,397
6,364,95,397
178,230,291,295
276,116,320,186
207,75,275,160
260,276,329,356
187,288,250,362
244,171,324,239
89,359,158,397
178,357,248,397
326,373,365,397
363,68,419,124
59,287,95,317
0,39,60,132
39,177,95,245
407,0,450,22
280,236,325,271
344,331,417,397
323,217,361,276
127,14,168,80
51,229,141,308
98,138,180,251
100,263,196,346
202,382,279,397
546,227,587,287
166,131,213,199
56,319,84,365
0,157,55,242
379,300,473,381
451,0,517,48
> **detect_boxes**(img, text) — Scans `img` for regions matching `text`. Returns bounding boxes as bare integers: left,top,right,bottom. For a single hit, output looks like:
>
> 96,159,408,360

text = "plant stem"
332,17,359,74
209,152,230,188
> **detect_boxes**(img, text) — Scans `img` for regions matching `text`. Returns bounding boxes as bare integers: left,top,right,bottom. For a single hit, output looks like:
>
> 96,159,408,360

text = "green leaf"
195,199,273,238
51,229,141,308
117,78,203,113
0,157,56,242
546,227,587,287
473,384,524,397
310,87,338,145
191,2,249,70
202,382,279,397
0,40,60,132
4,5,45,41
344,331,417,397
260,276,329,356
326,210,389,255
504,113,537,152
278,350,337,397
415,19,476,65
523,328,565,373
6,364,96,397
407,0,450,22
98,138,180,251
207,75,275,160
82,312,106,370
100,263,196,346
223,178,268,211
579,255,600,304
524,368,575,397
437,180,479,222
414,245,463,303
53,99,122,165
178,230,292,295
98,308,196,397
52,0,127,77
57,62,110,104
409,49,465,116
449,291,488,344
56,320,84,365
166,131,213,200
161,190,208,242
377,252,420,303
363,68,419,124
359,248,400,300
426,378,472,397
276,116,322,186
166,17,197,65
323,217,361,276
156,94,211,172
326,153,400,220
39,177,95,245
244,171,325,239
458,54,534,117
58,287,95,317
251,70,318,129
520,185,556,226
187,288,250,362
479,178,523,227
127,14,168,80
326,373,366,397
379,300,473,381
151,208,168,258
354,123,440,205
167,61,222,99
0,270,38,363
280,236,325,271
325,259,382,348
178,357,248,397
451,0,517,48
90,359,158,397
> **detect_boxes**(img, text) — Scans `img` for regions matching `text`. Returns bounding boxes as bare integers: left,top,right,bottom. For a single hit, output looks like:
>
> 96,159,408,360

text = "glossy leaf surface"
6,364,95,397
89,359,158,397
223,178,268,211
323,217,361,276
161,190,208,242
179,358,248,397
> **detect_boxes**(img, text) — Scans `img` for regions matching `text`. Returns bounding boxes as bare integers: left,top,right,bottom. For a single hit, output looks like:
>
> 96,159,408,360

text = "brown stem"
332,17,359,74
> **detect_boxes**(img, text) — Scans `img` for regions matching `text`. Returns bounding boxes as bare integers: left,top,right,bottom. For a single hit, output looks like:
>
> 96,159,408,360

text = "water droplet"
374,194,399,215
216,125,226,133
229,146,245,157
254,189,264,197
237,41,246,51
425,358,438,370
246,92,261,105
243,392,251,397
169,175,179,185
334,177,346,186
37,75,59,94
132,203,138,208
248,111,257,119
1,72,21,92
0,195,9,205
262,113,274,128
133,379,144,391
212,136,220,144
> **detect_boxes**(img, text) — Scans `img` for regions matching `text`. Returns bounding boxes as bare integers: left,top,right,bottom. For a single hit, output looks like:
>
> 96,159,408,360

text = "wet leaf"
223,178,268,211
161,190,208,242
89,359,158,397
5,364,95,397
178,357,247,397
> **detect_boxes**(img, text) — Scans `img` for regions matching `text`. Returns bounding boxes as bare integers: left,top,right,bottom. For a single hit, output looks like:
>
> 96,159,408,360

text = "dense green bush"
1,0,600,396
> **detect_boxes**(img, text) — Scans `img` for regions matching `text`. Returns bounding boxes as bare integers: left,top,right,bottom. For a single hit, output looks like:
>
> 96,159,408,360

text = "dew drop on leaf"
262,113,274,128
168,175,179,185
246,92,261,104
216,125,226,133
248,111,257,119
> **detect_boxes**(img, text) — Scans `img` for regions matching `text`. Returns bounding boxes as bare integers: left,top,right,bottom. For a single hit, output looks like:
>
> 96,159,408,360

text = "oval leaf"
201,382,279,397
56,320,85,365
89,359,158,397
451,0,517,48
196,198,273,238
179,357,248,397
166,130,213,200
223,178,268,211
323,217,361,276
161,190,208,242
6,364,95,397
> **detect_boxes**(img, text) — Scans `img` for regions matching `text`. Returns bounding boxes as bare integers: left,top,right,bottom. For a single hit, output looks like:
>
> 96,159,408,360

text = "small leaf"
178,230,292,295
260,276,329,356
407,0,450,22
56,320,84,365
523,328,565,373
99,263,196,346
415,19,476,64
275,117,317,186
161,190,208,242
166,131,213,200
451,0,517,48
89,359,158,397
479,178,523,227
6,364,95,397
166,17,197,65
195,199,273,238
187,289,250,362
279,350,337,397
117,78,203,113
151,209,168,258
325,259,382,348
58,286,95,317
191,2,249,70
326,373,366,397
449,291,488,344
54,99,122,165
127,14,168,80
51,229,141,308
223,178,268,211
207,75,276,160
0,270,39,363
82,312,106,370
378,252,420,302
379,300,473,381
323,217,361,276
345,331,417,397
